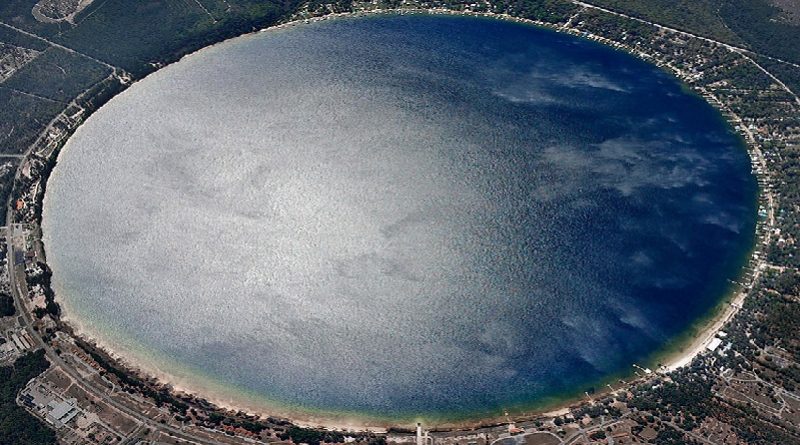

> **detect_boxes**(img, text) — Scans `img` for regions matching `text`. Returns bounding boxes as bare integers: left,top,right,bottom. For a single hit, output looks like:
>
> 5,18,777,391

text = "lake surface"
42,14,757,422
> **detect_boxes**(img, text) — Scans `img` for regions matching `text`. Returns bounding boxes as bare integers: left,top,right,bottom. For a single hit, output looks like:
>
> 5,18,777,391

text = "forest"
0,351,55,445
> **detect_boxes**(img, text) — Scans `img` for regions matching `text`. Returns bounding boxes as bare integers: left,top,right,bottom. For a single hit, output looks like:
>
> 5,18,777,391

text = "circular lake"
42,14,757,424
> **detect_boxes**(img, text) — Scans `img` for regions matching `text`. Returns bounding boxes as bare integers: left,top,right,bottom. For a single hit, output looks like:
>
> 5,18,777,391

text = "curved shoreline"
39,7,767,431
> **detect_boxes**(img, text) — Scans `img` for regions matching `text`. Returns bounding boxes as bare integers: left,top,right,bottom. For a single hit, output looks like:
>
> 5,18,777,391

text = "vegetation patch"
0,89,63,154
3,46,111,102
0,292,15,317
0,350,55,445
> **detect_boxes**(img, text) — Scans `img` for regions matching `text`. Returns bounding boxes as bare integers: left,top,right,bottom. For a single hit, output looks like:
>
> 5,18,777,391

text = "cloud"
535,136,711,199
554,67,630,92
489,59,629,107
492,89,564,105
702,211,743,234
631,251,653,267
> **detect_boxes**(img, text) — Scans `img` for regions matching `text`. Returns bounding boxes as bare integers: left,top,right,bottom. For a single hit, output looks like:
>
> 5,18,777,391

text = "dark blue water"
43,14,757,422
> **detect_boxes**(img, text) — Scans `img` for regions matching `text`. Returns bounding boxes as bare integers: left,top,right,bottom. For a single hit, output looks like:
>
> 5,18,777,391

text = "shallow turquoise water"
43,14,757,421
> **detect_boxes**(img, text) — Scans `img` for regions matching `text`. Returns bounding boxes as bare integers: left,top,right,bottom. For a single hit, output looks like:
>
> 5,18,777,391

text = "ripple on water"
42,14,757,421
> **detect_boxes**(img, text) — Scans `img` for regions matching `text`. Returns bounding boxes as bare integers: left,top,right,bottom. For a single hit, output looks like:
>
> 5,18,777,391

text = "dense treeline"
768,146,800,269
571,7,657,39
720,0,800,65
584,0,742,43
278,426,386,445
0,25,49,52
0,350,55,445
0,89,63,155
0,292,15,317
2,46,112,103
585,0,800,78
757,56,800,95
492,0,577,23
707,60,774,90
762,299,800,354
0,0,305,155
29,262,60,319
0,158,19,226
51,0,300,78
629,365,800,444
74,338,190,415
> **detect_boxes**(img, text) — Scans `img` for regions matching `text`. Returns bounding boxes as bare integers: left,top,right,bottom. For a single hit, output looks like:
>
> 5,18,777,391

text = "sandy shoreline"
661,286,748,372
53,304,401,431
41,7,766,431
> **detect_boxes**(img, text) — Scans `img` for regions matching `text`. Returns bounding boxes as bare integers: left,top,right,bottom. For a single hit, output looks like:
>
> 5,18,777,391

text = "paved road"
6,227,221,444
573,0,800,72
2,76,219,445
